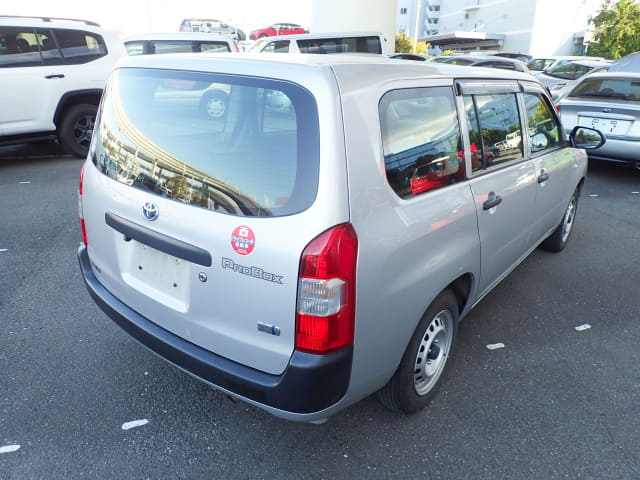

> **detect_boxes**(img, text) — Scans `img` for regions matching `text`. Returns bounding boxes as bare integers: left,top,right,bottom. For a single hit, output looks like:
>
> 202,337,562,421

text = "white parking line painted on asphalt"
588,194,599,197
0,249,7,252
575,324,592,331
19,181,31,184
632,191,639,195
486,343,505,350
0,445,21,454
121,419,149,430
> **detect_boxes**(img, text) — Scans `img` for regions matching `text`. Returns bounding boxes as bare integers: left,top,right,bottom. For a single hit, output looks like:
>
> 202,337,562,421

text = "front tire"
58,104,97,158
199,90,229,120
378,290,458,413
541,188,579,252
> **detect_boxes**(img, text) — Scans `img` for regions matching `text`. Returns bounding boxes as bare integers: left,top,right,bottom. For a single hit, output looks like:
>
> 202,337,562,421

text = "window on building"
400,7,408,14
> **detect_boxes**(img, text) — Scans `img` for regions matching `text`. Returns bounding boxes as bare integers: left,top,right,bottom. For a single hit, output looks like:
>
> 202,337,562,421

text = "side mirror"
569,126,605,149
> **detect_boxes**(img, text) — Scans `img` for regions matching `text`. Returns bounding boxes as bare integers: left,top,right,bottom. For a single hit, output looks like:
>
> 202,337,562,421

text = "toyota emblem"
142,202,159,221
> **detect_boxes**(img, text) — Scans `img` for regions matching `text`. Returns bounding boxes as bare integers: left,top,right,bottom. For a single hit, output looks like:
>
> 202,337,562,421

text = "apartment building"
397,0,602,56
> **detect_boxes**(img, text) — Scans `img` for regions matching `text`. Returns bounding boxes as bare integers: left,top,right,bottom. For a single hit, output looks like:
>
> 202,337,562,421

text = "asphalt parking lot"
1,144,639,479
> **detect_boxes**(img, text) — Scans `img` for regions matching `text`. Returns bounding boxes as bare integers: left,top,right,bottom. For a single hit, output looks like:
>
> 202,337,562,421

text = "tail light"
79,162,88,245
295,224,358,354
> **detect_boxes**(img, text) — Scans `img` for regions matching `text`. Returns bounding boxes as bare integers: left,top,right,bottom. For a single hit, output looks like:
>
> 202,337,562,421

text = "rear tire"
377,289,458,413
58,104,97,158
541,188,579,252
199,90,229,120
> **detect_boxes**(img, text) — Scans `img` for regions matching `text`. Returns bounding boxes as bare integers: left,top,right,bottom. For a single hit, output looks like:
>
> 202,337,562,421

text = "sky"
5,1,312,37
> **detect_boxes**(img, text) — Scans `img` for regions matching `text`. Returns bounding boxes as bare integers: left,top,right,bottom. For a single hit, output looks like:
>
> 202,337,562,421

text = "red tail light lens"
296,223,358,354
79,163,88,245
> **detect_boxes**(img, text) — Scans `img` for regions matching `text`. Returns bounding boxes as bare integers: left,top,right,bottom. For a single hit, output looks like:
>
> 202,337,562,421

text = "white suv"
0,16,125,157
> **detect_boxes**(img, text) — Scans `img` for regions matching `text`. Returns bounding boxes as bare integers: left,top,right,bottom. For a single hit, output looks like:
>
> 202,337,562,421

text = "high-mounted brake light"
295,223,358,354
79,162,88,245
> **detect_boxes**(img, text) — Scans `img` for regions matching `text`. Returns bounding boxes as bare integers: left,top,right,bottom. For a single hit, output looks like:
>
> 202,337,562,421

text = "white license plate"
578,116,631,136
123,242,190,311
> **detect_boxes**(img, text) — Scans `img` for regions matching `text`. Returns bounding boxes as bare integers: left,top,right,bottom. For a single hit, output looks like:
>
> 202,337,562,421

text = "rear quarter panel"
335,69,481,403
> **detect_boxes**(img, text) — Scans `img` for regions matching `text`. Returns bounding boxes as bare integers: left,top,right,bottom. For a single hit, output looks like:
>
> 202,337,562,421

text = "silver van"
77,54,604,422
248,31,386,54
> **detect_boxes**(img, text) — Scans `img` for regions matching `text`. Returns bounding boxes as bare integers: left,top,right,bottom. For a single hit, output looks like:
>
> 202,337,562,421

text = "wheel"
199,90,229,119
541,188,579,252
377,289,458,413
259,33,268,38
58,104,97,158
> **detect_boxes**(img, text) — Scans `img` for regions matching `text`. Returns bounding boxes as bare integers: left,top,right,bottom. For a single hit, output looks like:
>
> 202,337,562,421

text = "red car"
249,23,307,40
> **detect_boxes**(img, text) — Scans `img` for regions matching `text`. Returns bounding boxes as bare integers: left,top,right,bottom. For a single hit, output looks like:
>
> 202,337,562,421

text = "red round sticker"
231,226,256,255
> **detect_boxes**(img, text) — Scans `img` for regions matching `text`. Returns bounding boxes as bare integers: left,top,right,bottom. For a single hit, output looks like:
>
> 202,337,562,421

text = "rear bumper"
77,244,352,418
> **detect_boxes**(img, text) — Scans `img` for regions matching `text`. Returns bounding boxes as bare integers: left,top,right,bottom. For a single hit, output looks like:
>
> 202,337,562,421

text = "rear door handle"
45,74,65,79
538,169,550,183
483,191,502,210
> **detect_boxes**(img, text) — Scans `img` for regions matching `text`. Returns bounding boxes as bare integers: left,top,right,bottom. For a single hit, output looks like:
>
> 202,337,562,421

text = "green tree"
395,32,429,54
587,0,640,59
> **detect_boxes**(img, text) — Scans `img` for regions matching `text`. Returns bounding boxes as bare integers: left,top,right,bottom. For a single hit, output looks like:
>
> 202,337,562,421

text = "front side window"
200,42,231,53
92,68,319,217
0,27,43,67
262,40,289,53
380,87,463,198
464,93,523,171
125,41,146,55
52,29,107,64
524,93,561,154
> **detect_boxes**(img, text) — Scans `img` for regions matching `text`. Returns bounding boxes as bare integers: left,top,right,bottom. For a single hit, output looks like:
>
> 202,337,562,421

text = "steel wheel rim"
73,115,94,148
206,97,226,118
413,309,454,396
561,196,577,243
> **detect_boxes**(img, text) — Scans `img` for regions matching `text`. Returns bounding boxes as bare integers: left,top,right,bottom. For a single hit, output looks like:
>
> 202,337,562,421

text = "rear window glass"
297,36,381,54
568,77,640,102
92,68,319,217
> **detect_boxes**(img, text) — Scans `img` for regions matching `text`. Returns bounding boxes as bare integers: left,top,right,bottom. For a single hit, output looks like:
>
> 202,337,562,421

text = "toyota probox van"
78,53,604,422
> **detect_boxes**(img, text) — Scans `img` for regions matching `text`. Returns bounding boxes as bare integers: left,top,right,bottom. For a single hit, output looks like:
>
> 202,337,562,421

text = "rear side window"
200,42,231,53
380,87,463,198
92,68,320,217
152,41,195,54
298,36,382,54
52,29,107,64
125,41,146,55
464,93,523,172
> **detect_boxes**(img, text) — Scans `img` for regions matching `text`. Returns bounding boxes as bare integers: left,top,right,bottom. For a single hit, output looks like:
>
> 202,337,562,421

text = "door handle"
538,169,550,183
45,74,65,79
483,191,502,210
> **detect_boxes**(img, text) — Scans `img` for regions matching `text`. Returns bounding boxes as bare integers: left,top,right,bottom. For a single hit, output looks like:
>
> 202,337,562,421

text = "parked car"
249,23,307,40
535,59,611,98
557,72,640,170
492,52,532,63
388,52,430,61
608,51,640,73
0,15,125,157
248,31,386,54
179,18,245,41
124,33,239,55
440,54,531,73
77,54,604,422
527,55,605,73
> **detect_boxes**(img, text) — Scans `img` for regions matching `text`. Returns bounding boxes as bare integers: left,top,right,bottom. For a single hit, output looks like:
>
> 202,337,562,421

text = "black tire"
58,103,97,158
541,188,579,252
377,289,458,413
199,90,229,120
259,33,268,38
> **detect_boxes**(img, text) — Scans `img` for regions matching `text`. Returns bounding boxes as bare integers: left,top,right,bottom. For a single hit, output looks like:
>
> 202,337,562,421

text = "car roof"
257,31,384,41
0,15,103,30
116,51,537,90
449,54,525,63
124,32,235,42
609,52,640,73
567,71,640,80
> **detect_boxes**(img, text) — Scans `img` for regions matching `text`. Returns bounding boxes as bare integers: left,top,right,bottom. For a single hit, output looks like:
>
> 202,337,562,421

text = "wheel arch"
53,89,103,127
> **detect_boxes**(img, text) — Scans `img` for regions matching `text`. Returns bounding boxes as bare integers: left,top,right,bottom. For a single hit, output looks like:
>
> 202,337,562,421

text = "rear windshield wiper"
579,91,631,100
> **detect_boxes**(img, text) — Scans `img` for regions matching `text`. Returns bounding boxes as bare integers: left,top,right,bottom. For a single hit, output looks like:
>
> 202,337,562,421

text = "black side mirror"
569,126,606,149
